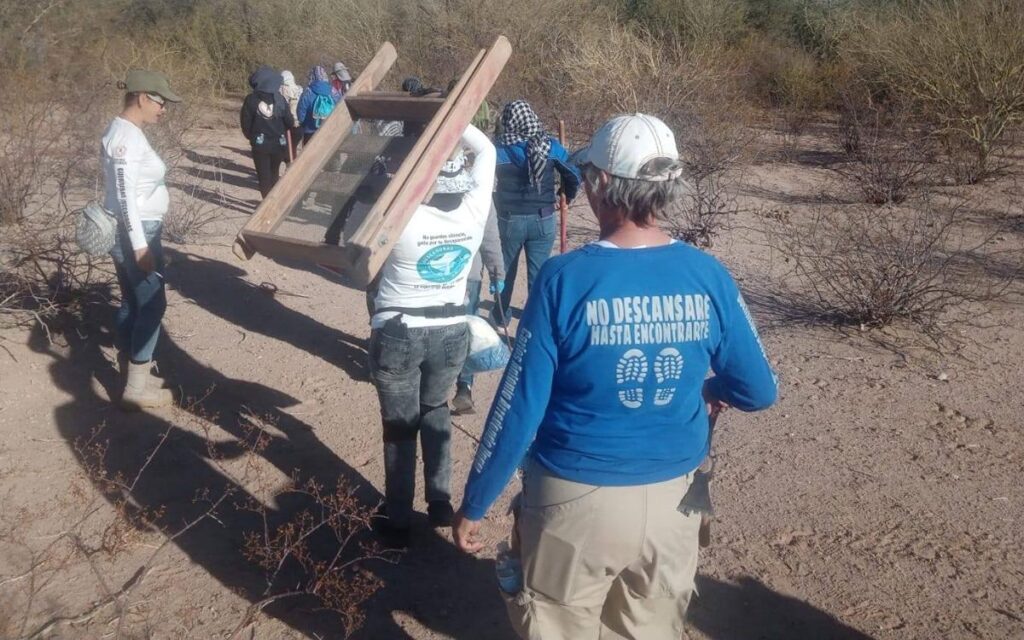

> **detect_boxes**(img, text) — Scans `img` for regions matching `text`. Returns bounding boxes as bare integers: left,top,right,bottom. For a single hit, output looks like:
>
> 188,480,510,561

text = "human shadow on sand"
34,295,515,639
165,249,370,382
167,179,260,216
36,277,873,638
185,149,256,178
689,575,875,639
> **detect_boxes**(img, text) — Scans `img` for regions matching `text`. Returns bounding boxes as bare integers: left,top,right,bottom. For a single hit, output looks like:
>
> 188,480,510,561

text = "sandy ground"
1,119,1022,640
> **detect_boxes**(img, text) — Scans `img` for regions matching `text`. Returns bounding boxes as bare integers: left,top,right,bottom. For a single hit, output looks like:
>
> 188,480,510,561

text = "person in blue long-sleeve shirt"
454,114,777,640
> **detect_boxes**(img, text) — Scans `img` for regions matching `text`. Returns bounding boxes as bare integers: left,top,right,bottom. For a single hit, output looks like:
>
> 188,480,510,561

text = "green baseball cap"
124,69,182,103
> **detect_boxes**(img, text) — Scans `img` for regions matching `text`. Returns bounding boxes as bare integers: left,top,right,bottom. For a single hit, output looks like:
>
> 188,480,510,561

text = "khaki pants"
504,461,701,640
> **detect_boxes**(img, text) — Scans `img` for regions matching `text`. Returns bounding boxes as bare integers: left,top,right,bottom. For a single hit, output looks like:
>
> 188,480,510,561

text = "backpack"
312,94,335,129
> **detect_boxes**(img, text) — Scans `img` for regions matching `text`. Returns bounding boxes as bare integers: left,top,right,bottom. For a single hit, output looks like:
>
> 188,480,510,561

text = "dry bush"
554,21,731,135
833,96,931,205
554,19,755,245
665,170,739,249
842,0,1024,184
767,196,1012,337
665,101,756,247
622,0,748,47
161,180,225,245
0,80,117,332
740,34,829,156
235,475,388,638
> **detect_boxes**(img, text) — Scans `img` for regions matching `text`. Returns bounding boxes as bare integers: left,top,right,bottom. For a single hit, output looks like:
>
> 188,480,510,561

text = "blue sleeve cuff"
459,500,488,521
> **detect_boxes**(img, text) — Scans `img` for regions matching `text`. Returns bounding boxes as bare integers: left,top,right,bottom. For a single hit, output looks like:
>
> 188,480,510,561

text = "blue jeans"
495,212,556,327
369,317,470,528
109,220,165,363
457,279,483,388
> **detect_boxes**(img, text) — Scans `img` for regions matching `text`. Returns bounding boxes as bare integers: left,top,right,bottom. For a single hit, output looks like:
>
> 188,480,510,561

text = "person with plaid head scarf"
492,99,581,331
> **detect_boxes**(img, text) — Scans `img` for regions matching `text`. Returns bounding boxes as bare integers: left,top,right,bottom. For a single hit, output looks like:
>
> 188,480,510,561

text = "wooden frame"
233,37,512,289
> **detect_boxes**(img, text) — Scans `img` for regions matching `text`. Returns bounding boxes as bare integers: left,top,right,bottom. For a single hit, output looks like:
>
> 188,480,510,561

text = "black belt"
375,303,466,319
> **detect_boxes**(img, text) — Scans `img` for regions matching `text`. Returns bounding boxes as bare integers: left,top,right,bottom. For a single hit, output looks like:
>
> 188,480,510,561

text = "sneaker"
372,505,410,549
427,500,455,528
451,382,475,415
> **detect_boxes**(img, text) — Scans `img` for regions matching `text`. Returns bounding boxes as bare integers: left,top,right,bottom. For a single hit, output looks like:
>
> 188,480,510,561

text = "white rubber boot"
120,362,174,411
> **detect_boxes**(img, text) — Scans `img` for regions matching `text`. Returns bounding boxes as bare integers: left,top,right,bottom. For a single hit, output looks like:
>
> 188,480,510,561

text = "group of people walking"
240,62,352,197
101,66,777,640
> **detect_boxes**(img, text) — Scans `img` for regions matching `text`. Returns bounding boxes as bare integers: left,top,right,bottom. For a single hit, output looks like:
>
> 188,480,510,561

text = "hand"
702,382,729,421
134,247,155,273
453,510,484,553
489,279,505,295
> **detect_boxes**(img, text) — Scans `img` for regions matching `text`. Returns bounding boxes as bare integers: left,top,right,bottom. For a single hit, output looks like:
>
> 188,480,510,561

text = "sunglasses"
146,93,167,107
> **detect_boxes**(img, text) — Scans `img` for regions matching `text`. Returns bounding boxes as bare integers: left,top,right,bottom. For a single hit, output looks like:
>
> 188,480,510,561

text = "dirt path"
1,124,1022,639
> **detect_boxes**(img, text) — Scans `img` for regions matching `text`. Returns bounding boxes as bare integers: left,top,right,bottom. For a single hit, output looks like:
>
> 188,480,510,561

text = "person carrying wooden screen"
369,124,496,549
454,114,778,639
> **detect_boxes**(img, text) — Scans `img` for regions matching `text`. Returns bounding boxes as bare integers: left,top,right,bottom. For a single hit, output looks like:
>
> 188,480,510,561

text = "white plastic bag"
464,315,511,374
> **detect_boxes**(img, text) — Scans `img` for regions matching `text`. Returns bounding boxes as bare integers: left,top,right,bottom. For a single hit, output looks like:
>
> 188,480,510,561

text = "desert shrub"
621,0,748,49
744,0,847,61
833,96,931,205
665,97,756,247
0,76,116,330
0,59,208,330
740,34,829,154
841,0,1024,184
553,21,735,134
665,169,739,249
767,197,1010,335
161,182,223,244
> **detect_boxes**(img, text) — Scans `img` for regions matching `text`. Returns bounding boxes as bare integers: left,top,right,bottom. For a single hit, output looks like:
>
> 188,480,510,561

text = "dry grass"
841,0,1024,184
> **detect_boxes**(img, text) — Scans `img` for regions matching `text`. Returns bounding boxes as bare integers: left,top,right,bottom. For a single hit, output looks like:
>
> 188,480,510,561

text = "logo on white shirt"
417,244,471,283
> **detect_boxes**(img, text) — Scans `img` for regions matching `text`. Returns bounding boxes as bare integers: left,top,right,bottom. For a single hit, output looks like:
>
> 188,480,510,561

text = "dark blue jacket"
494,139,581,216
296,80,335,134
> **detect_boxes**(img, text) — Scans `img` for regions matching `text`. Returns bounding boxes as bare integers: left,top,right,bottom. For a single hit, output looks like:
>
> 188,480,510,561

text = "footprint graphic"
653,347,684,406
615,348,648,409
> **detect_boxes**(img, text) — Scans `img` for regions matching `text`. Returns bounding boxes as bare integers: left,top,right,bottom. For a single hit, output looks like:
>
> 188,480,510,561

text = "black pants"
252,148,285,198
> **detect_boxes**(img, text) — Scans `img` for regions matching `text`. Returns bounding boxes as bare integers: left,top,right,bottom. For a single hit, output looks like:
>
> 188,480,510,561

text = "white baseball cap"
579,113,682,181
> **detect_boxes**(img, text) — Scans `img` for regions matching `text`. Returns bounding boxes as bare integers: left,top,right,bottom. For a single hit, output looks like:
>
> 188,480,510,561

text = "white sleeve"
461,124,496,216
109,131,149,251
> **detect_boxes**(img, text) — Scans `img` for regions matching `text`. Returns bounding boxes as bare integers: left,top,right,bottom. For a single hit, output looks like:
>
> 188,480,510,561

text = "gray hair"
582,162,687,224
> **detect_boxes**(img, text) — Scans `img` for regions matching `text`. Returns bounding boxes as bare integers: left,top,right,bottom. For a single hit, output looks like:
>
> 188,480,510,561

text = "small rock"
880,616,906,631
936,372,949,382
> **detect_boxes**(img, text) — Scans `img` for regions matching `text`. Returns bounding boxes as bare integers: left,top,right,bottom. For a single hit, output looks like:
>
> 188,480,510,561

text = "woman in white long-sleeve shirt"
101,70,180,410
369,125,496,547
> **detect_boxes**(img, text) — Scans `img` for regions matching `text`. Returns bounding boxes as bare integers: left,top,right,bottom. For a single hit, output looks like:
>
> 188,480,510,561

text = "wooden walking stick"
286,129,295,163
558,119,568,254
